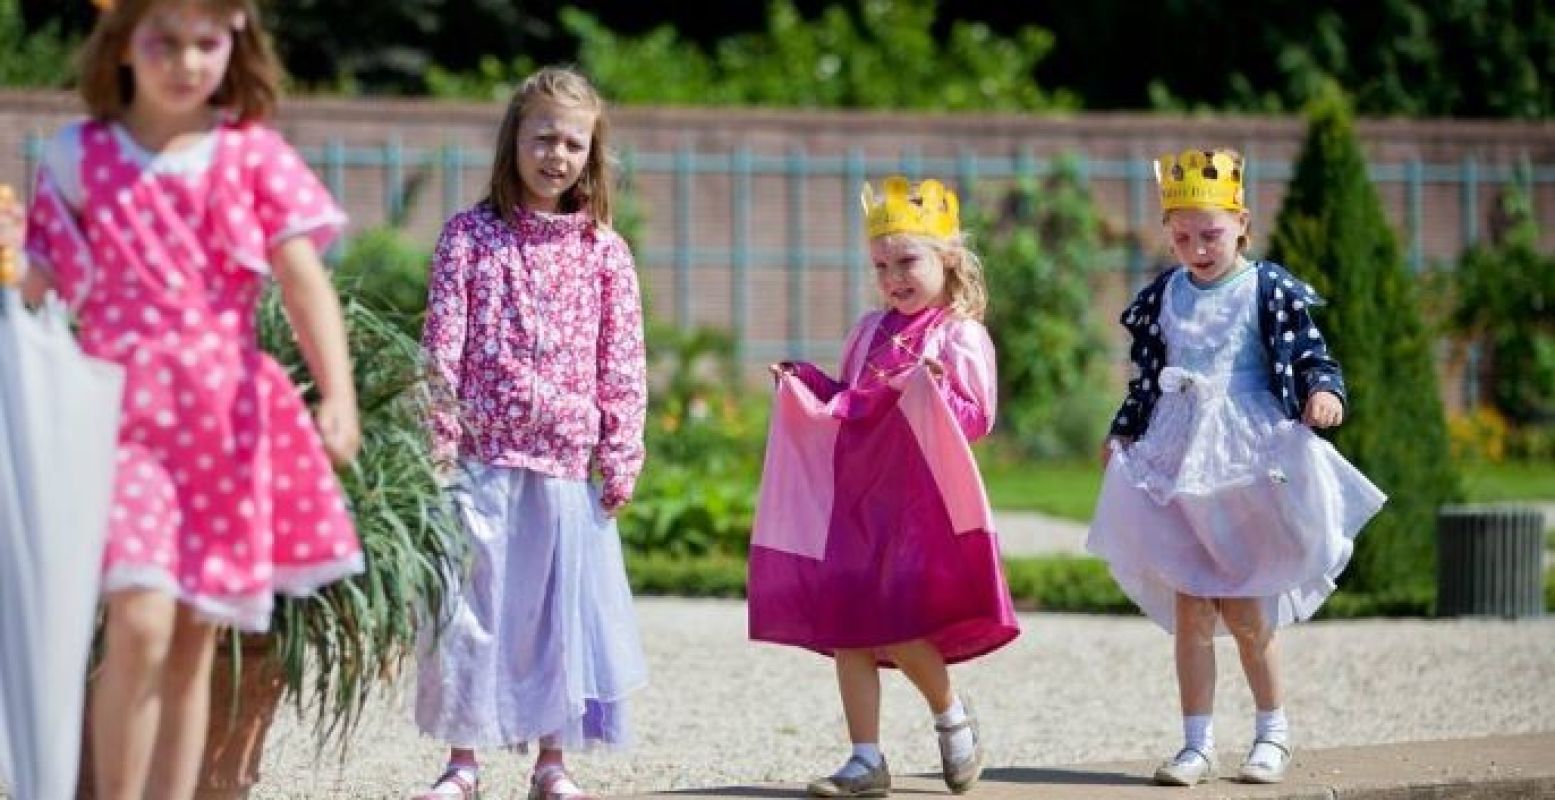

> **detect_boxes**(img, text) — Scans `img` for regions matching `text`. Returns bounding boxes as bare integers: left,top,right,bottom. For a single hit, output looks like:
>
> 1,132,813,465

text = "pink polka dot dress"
23,119,363,631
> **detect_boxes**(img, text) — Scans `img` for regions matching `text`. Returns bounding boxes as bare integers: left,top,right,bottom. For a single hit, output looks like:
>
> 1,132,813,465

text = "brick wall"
5,89,1553,411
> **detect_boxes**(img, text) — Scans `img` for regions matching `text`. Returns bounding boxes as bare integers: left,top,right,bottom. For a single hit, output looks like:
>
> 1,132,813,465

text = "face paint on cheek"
130,28,175,61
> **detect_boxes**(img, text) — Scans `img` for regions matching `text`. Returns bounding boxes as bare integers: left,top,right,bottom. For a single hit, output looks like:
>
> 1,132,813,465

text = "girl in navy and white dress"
1086,149,1385,787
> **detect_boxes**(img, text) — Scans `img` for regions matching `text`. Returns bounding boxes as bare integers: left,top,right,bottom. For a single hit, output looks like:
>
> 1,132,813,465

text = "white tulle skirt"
414,464,648,749
1086,368,1386,634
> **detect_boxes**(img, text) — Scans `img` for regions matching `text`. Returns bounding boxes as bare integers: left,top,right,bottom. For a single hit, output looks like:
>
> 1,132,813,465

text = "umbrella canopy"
0,288,124,800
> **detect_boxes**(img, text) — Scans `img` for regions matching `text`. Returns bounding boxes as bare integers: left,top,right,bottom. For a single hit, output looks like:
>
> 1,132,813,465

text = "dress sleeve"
420,217,474,467
22,129,96,306
592,230,648,506
1284,287,1348,410
935,318,998,442
245,126,347,256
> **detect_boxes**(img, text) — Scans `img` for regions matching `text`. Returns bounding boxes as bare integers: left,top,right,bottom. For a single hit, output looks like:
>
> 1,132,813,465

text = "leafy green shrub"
1449,178,1555,428
625,551,749,598
1547,565,1555,613
1000,556,1135,614
972,161,1116,459
333,227,432,337
257,276,461,747
1317,586,1434,619
619,324,764,558
1265,86,1461,596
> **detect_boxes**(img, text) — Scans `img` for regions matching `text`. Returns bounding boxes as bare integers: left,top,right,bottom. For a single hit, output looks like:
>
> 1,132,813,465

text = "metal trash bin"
1436,504,1545,619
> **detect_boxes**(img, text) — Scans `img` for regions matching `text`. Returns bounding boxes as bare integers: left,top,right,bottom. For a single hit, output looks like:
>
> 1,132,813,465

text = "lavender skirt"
414,463,647,749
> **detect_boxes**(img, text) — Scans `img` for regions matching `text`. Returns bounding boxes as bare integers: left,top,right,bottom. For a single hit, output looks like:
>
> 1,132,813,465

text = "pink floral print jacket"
421,202,647,506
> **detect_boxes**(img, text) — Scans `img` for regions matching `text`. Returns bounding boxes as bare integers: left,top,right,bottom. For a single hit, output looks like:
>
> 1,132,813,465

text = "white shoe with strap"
1237,739,1292,783
1153,747,1217,786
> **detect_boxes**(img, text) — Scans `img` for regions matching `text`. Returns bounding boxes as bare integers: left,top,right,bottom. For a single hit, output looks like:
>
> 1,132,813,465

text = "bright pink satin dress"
748,307,1019,666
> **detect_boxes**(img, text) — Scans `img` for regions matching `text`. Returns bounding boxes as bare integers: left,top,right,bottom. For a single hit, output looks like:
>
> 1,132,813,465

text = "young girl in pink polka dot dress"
9,0,364,795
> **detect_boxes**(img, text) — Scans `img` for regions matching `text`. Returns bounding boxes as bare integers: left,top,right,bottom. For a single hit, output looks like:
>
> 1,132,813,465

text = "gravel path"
252,598,1555,798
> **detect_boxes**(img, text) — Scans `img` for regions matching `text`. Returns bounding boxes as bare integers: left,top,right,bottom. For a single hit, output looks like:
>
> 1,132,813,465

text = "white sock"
935,698,975,762
1255,708,1289,744
836,743,882,777
1183,714,1215,756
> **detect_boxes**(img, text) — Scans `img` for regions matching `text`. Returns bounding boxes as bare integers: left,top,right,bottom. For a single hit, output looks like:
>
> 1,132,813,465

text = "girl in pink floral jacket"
412,66,649,800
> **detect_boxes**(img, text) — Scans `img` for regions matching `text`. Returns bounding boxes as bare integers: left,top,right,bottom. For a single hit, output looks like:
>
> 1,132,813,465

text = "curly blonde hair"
875,232,988,321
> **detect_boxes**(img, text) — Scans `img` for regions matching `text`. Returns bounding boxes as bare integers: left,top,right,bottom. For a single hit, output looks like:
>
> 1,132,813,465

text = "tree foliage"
1449,178,1555,426
1140,0,1555,118
0,0,74,88
1265,85,1461,595
973,161,1115,459
425,0,1075,110
7,0,1553,117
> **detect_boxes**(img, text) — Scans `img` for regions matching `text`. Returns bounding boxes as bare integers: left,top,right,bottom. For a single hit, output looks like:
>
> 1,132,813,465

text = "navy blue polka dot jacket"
1109,261,1347,438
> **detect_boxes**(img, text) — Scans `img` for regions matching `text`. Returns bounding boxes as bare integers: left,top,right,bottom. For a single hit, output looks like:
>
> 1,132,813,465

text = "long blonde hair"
486,66,614,226
77,0,281,123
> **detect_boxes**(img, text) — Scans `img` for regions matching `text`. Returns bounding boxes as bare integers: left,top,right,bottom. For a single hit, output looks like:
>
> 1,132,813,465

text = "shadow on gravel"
658,788,941,798
981,767,1152,786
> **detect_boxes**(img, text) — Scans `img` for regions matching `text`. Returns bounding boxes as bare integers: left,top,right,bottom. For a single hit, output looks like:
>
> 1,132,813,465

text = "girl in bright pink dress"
749,177,1018,798
9,0,363,795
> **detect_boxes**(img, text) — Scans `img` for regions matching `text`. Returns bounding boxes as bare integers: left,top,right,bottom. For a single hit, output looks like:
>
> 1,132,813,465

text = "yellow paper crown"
861,176,960,240
1154,149,1245,212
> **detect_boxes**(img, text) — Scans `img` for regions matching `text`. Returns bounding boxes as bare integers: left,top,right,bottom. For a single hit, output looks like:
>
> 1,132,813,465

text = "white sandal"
1152,747,1217,786
412,764,479,799
1237,739,1292,783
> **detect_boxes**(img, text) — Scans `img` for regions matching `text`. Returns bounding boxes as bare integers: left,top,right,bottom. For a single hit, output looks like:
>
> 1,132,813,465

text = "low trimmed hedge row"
625,553,1555,618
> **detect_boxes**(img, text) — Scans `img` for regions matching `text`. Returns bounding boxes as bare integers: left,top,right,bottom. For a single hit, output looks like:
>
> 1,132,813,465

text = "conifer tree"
1265,86,1461,595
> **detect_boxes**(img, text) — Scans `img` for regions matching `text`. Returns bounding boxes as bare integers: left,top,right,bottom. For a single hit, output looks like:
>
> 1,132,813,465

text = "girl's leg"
835,648,883,746
1219,598,1282,712
885,639,982,793
1174,593,1220,719
1155,593,1221,786
882,640,952,713
1220,598,1291,781
91,590,178,800
143,605,219,800
804,648,890,794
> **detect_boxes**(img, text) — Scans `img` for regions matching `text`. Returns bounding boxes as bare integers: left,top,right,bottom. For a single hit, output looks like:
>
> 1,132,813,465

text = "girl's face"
515,100,597,213
1165,208,1249,281
123,2,238,119
870,235,948,316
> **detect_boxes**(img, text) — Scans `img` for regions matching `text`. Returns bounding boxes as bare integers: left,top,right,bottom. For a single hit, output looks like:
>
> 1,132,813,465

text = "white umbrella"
0,288,124,800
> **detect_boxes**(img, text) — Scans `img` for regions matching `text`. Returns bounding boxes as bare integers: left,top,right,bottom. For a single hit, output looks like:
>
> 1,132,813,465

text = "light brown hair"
486,66,614,226
78,0,282,123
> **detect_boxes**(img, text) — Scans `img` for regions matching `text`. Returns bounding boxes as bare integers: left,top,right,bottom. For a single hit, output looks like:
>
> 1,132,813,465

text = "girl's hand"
769,362,793,378
920,356,946,380
1100,435,1133,469
601,493,630,518
314,394,361,466
1303,391,1344,428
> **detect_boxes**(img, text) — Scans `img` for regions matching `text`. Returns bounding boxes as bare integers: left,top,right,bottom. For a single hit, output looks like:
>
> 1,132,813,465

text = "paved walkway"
635,733,1555,799
995,502,1554,559
249,600,1555,799
993,510,1089,557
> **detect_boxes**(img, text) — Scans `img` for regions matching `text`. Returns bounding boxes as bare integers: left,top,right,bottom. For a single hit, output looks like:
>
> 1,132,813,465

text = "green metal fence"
22,135,1553,406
